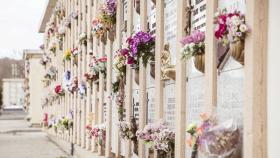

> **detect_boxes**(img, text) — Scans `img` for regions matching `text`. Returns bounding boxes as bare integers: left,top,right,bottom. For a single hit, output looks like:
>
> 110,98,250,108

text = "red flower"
55,85,62,94
215,24,227,39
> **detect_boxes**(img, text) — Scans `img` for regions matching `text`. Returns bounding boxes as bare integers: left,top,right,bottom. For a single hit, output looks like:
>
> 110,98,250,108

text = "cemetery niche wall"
39,0,267,158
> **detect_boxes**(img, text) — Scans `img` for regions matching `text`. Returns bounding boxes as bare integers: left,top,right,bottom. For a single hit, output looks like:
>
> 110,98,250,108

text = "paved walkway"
0,110,70,158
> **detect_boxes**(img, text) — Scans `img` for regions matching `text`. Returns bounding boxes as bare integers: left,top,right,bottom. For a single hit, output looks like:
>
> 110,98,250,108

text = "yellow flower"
64,49,71,61
186,123,197,135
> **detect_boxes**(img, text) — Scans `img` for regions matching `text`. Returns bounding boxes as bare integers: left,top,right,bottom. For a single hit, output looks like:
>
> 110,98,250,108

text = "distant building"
2,78,24,110
24,50,44,126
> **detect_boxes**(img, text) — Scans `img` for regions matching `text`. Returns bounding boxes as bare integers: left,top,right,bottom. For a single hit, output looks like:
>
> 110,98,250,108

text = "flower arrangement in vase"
64,17,71,28
214,10,249,65
54,85,65,96
90,123,106,146
86,124,92,138
88,56,101,82
54,4,65,20
71,10,79,19
63,49,71,61
78,32,87,45
98,0,117,31
78,81,87,99
56,26,65,42
126,31,155,68
136,120,175,156
40,54,51,67
49,42,57,55
112,48,128,93
46,22,56,39
84,72,99,85
57,116,73,131
67,77,79,93
118,118,139,154
44,66,57,80
181,30,205,73
71,48,79,65
96,56,107,78
92,19,106,39
187,113,241,158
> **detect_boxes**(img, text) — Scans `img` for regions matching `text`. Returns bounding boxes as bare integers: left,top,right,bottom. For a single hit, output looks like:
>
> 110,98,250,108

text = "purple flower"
181,30,205,45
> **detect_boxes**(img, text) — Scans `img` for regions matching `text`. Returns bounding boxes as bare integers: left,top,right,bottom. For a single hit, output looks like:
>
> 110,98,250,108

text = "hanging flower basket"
230,40,244,65
214,10,249,65
194,53,205,73
181,30,205,73
126,31,155,68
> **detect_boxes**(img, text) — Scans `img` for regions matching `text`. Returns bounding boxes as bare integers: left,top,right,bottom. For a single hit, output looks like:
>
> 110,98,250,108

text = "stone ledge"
47,134,105,158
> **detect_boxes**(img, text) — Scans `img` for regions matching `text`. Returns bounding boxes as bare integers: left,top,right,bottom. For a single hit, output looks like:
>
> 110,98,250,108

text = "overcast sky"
0,0,47,59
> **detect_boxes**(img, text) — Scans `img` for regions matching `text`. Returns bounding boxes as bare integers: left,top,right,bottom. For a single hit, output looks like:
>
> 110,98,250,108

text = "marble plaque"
164,82,176,129
191,0,207,31
132,89,140,121
147,88,156,124
217,58,244,126
219,0,246,13
164,0,177,64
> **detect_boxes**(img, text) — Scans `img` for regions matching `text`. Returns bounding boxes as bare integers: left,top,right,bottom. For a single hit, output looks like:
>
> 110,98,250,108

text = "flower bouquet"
54,4,65,20
78,32,87,45
57,117,72,131
67,77,79,93
214,10,249,65
49,42,57,55
126,31,155,68
96,56,107,78
118,118,139,154
63,49,71,61
71,10,79,19
86,124,92,138
88,56,101,81
98,0,117,33
40,54,51,67
71,48,79,65
46,22,55,38
114,49,128,79
136,120,175,156
92,19,106,39
84,72,99,85
187,113,241,158
54,85,65,96
112,48,128,93
56,26,65,42
44,66,57,80
181,30,205,73
64,17,71,28
90,123,106,146
78,81,87,99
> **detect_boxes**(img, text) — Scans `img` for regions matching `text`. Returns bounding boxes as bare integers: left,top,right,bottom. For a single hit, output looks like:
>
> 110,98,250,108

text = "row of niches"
42,0,246,157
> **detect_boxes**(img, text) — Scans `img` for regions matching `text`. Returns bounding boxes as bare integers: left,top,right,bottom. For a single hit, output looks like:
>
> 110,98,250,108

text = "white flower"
239,24,248,33
58,26,65,35
188,42,195,48
231,16,241,26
